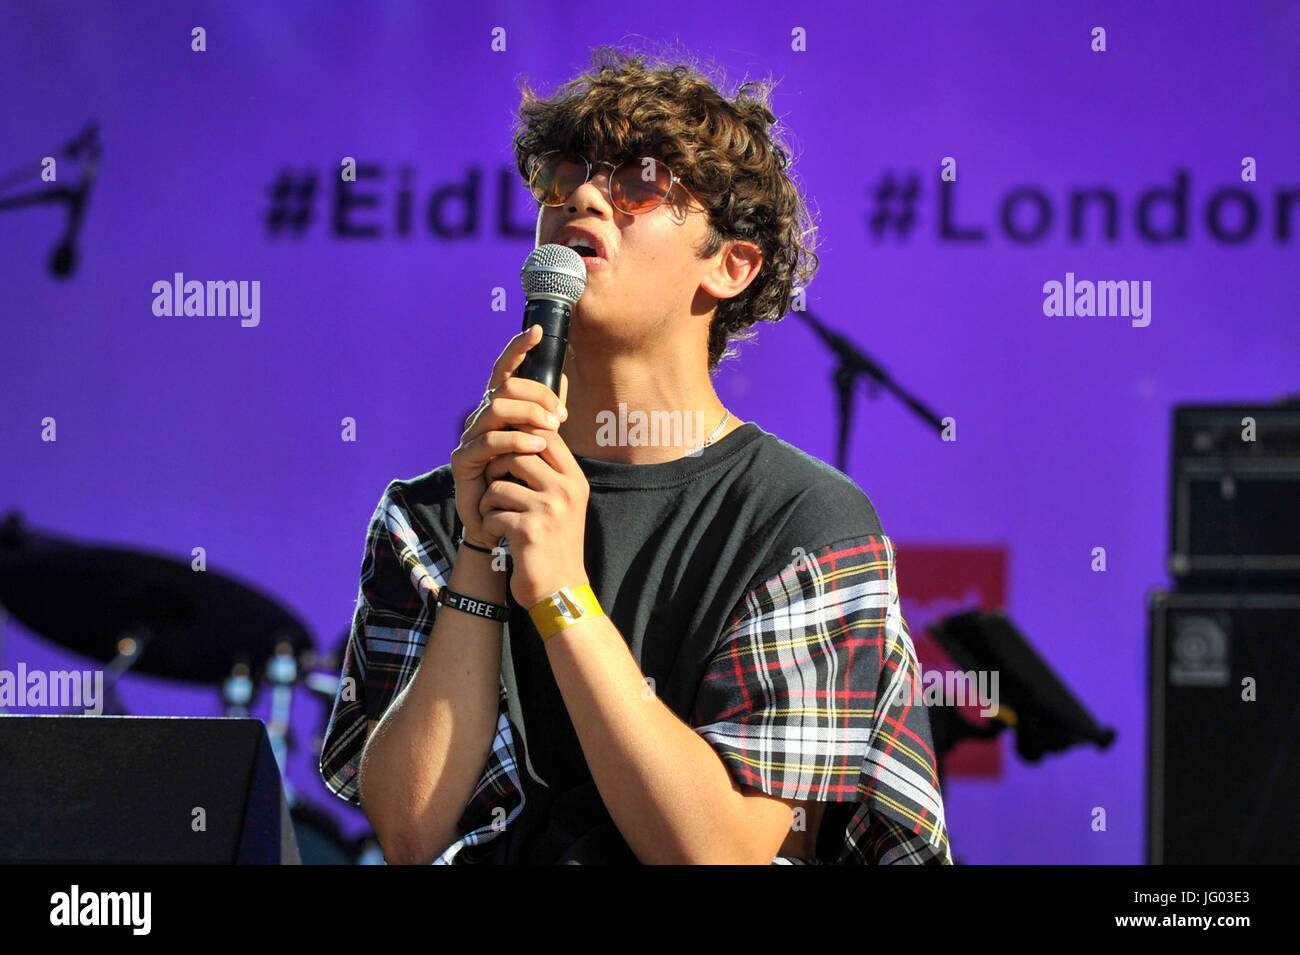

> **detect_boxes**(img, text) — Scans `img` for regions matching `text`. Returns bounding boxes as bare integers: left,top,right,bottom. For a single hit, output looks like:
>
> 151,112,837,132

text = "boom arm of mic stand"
794,308,948,472
0,121,100,278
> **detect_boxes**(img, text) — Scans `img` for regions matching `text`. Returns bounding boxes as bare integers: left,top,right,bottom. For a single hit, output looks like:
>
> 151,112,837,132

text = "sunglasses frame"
527,150,699,215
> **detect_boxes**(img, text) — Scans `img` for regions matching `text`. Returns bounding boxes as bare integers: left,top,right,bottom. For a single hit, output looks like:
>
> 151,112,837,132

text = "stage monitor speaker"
1147,590,1300,864
0,716,299,863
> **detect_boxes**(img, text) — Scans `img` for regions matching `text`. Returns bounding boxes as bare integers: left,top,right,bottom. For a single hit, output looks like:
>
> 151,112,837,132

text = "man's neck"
557,349,740,464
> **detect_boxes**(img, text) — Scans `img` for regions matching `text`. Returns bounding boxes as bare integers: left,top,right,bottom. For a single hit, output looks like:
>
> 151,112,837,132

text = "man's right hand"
450,323,569,550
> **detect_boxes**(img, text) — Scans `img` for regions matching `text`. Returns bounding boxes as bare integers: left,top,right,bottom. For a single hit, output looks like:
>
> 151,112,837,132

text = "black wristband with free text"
436,586,510,622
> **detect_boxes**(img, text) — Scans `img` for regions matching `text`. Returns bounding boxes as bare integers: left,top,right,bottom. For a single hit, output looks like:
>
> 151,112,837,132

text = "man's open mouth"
562,238,602,258
554,227,611,266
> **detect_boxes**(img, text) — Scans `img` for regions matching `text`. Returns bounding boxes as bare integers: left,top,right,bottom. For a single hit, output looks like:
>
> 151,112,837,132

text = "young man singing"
320,48,952,865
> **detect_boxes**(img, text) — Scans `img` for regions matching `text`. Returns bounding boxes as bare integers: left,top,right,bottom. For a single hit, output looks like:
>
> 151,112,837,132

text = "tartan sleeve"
690,534,952,865
317,482,523,859
318,482,443,805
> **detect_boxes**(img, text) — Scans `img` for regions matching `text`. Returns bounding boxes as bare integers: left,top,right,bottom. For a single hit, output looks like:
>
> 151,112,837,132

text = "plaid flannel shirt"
320,482,953,865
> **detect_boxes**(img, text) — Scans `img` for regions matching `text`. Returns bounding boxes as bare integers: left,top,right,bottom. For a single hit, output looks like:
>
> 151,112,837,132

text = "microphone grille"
521,244,588,303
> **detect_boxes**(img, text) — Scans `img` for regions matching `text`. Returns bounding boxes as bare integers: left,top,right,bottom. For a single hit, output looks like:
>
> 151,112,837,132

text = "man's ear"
700,238,762,302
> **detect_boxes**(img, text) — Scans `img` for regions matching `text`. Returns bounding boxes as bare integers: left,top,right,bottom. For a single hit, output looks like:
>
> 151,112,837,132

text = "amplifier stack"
1148,399,1300,864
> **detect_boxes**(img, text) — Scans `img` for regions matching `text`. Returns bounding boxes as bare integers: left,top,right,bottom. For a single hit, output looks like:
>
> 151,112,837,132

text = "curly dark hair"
512,46,820,372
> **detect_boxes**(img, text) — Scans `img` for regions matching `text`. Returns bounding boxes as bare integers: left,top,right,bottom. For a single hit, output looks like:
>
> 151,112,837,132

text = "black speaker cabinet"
1169,403,1300,590
0,716,299,863
1148,590,1300,864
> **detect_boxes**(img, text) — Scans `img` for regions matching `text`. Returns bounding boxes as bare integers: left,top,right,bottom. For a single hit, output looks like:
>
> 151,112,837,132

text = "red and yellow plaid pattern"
692,534,952,864
321,483,952,864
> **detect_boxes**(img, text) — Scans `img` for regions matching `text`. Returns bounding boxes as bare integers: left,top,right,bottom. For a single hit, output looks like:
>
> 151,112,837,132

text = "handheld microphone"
516,244,587,392
502,244,587,486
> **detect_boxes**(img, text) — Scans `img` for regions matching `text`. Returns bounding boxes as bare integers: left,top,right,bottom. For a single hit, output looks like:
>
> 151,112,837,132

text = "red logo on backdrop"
895,544,1007,778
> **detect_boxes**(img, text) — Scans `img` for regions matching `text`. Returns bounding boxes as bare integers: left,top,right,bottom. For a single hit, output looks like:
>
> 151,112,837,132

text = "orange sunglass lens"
530,156,587,205
611,158,672,213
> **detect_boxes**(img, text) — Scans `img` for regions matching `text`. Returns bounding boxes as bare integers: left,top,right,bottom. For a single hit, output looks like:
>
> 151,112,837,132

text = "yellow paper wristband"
529,584,604,642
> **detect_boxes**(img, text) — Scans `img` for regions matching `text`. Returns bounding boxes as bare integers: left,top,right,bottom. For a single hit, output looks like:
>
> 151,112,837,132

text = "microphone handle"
515,297,571,394
504,297,572,487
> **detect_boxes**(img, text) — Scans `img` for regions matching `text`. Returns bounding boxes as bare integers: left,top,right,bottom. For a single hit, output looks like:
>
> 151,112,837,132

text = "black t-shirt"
321,420,952,864
463,422,879,863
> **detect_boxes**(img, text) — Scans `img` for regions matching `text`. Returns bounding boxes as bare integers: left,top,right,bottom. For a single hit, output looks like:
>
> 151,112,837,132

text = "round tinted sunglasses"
527,151,697,215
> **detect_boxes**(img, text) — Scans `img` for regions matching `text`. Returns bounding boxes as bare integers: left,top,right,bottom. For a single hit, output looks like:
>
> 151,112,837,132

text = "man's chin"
572,300,614,325
569,302,642,348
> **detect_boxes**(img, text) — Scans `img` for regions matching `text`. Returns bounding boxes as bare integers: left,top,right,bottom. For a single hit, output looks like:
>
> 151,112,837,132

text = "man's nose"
569,165,615,209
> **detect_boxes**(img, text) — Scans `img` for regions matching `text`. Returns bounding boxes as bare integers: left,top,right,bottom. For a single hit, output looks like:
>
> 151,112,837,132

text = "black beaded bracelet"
436,586,510,622
455,530,502,556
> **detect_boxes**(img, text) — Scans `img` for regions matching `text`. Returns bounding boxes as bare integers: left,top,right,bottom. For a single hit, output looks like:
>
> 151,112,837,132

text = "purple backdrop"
3,0,1298,863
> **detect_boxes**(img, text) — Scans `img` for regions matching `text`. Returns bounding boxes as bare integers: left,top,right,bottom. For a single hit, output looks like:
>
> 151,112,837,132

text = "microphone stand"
791,307,947,472
0,121,100,279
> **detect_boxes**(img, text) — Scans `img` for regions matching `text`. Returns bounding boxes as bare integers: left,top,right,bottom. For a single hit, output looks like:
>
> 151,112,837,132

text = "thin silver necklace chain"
701,409,731,448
